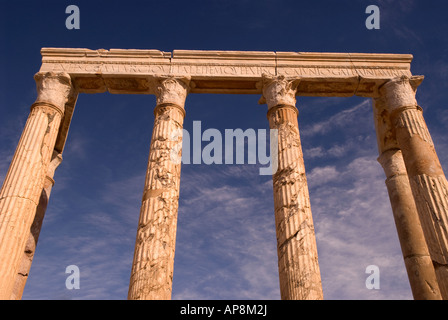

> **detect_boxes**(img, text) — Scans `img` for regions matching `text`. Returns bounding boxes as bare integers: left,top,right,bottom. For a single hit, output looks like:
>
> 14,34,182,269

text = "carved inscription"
171,64,275,77
356,67,411,77
43,61,411,79
279,66,357,77
45,62,171,74
47,62,277,77
278,66,410,78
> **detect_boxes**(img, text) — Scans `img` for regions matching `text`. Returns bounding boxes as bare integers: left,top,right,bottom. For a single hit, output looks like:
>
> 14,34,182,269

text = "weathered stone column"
0,72,73,299
259,75,323,300
9,151,63,300
373,97,442,299
379,76,448,299
128,77,190,300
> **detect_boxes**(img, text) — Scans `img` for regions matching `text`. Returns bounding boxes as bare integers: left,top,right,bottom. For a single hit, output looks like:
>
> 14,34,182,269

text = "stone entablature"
40,48,412,97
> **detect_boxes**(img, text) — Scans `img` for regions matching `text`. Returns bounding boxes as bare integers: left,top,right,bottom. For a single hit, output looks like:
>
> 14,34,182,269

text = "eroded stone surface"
128,78,188,300
262,76,323,300
34,72,73,114
10,151,63,300
259,75,300,108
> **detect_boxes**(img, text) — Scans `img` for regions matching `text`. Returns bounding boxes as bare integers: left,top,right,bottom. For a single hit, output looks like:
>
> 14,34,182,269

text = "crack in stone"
278,220,312,251
0,195,39,207
425,280,437,295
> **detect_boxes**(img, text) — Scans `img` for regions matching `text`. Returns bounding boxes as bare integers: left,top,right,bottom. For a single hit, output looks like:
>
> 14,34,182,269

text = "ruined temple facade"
0,48,447,300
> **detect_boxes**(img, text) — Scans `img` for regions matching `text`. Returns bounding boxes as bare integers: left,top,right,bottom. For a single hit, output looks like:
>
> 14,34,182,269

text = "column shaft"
0,72,71,299
128,77,189,300
380,150,442,299
10,152,63,300
393,107,448,298
373,98,441,299
381,76,448,299
260,76,323,300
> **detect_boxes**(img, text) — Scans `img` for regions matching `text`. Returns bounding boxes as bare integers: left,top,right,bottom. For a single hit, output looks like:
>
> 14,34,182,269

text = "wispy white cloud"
23,164,279,300
306,146,325,159
301,100,371,137
310,155,412,299
304,138,367,160
172,165,279,300
307,166,339,188
23,172,144,300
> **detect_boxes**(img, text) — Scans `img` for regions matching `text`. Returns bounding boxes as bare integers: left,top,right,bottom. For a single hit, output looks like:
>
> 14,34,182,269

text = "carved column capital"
379,75,424,112
259,75,300,109
33,72,73,115
153,76,190,109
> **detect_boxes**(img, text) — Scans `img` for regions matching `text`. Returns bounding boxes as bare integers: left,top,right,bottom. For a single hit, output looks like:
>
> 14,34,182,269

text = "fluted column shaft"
0,72,72,299
380,150,441,299
380,76,448,299
128,77,189,300
9,151,63,300
374,97,441,299
373,97,441,299
260,76,323,300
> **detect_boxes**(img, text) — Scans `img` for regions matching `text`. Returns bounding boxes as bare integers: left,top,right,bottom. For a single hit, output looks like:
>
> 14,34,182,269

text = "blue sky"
1,0,448,300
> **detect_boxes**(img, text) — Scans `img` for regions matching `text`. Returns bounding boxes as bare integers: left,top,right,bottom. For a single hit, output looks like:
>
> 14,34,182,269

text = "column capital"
258,75,300,109
152,76,190,109
33,72,73,115
378,75,424,111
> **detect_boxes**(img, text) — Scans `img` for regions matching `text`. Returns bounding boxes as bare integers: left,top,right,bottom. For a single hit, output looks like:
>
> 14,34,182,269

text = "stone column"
259,75,323,300
379,75,448,299
0,72,73,299
9,151,63,300
373,98,442,299
128,77,190,300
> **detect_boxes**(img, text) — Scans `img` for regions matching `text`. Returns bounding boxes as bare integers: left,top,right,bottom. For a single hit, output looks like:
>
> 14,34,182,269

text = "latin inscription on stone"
44,61,411,79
